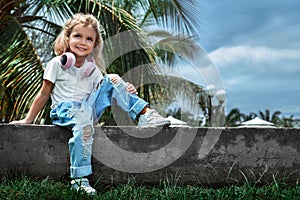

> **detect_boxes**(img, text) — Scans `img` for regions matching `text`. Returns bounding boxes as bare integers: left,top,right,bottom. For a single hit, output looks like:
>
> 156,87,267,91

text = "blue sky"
197,0,300,118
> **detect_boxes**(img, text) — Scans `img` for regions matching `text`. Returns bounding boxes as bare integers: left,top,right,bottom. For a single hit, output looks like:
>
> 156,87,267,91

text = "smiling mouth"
77,46,87,51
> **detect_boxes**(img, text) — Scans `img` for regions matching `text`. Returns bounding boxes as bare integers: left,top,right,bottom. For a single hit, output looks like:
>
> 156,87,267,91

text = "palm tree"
279,115,296,127
258,109,281,125
0,0,204,124
241,112,257,122
225,108,243,127
225,108,300,128
0,0,55,123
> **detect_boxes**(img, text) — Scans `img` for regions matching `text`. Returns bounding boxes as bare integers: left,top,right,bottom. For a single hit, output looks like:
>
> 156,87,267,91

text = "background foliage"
0,0,205,124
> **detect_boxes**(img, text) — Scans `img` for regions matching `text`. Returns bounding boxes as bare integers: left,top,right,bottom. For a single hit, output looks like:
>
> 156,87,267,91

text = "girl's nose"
80,39,87,44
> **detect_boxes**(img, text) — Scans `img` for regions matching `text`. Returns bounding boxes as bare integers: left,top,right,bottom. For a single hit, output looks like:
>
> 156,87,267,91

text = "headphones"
60,52,96,77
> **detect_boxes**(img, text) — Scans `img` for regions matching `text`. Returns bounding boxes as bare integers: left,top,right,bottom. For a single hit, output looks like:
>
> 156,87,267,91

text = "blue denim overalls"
49,75,148,178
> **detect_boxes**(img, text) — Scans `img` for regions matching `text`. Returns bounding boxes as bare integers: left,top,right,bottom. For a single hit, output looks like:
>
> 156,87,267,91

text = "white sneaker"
70,178,97,196
138,109,171,127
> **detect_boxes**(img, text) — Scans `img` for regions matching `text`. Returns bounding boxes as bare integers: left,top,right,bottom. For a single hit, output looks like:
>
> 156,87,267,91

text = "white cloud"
209,45,300,78
210,46,300,67
207,45,300,117
208,45,300,91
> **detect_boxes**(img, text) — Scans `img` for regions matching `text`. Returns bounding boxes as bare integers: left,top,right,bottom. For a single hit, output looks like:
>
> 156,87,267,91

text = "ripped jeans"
50,75,148,178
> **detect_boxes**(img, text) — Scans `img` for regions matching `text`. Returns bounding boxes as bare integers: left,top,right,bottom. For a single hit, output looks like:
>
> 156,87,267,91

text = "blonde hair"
54,13,105,72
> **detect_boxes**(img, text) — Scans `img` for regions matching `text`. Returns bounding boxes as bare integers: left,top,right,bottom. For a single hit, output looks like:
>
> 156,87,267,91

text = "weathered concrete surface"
0,124,299,186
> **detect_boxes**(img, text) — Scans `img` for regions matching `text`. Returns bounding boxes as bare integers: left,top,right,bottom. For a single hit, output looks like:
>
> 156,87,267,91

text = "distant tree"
225,108,299,128
258,109,281,125
241,112,257,122
225,108,242,127
279,115,298,127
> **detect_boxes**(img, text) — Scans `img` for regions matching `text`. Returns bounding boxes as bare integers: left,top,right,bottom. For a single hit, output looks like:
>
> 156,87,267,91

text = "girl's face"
68,23,96,62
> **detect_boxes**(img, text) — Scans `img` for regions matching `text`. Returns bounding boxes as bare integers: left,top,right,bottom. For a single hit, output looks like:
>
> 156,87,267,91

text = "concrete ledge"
0,124,299,185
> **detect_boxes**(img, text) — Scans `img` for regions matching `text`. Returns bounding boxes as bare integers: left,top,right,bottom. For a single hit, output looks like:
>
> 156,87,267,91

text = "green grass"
0,175,299,200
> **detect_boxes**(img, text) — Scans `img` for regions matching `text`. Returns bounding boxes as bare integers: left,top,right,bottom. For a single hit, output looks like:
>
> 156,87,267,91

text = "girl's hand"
126,82,138,95
9,79,53,126
110,74,120,84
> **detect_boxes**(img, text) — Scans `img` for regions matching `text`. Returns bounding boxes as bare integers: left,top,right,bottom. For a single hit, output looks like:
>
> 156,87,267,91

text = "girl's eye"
74,34,81,38
87,37,93,41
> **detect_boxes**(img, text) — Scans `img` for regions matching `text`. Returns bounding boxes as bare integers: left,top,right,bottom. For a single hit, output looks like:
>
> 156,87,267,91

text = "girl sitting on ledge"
10,13,170,195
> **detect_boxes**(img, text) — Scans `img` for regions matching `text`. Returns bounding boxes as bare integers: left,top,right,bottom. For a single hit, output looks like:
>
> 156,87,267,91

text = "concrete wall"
0,124,299,186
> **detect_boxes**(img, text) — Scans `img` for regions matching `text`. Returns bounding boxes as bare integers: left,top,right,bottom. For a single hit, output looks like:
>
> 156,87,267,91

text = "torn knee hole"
83,125,93,140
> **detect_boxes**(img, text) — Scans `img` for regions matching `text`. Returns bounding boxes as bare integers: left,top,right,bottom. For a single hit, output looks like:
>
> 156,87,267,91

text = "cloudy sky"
197,0,300,118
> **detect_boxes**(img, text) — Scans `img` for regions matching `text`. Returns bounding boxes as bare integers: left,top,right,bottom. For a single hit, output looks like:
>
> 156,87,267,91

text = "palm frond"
0,16,45,122
140,0,201,36
147,30,202,65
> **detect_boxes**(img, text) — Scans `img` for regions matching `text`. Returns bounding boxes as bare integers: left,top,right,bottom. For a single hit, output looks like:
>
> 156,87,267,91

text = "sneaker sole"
140,120,171,127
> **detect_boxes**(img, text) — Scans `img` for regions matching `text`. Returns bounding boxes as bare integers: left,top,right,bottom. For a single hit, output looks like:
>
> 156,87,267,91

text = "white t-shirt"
43,56,103,106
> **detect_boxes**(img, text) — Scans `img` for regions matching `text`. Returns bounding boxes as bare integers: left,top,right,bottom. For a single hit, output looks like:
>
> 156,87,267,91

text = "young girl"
11,13,170,195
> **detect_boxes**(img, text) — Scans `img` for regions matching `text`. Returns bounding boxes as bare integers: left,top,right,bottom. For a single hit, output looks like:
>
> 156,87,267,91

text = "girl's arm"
10,79,53,124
